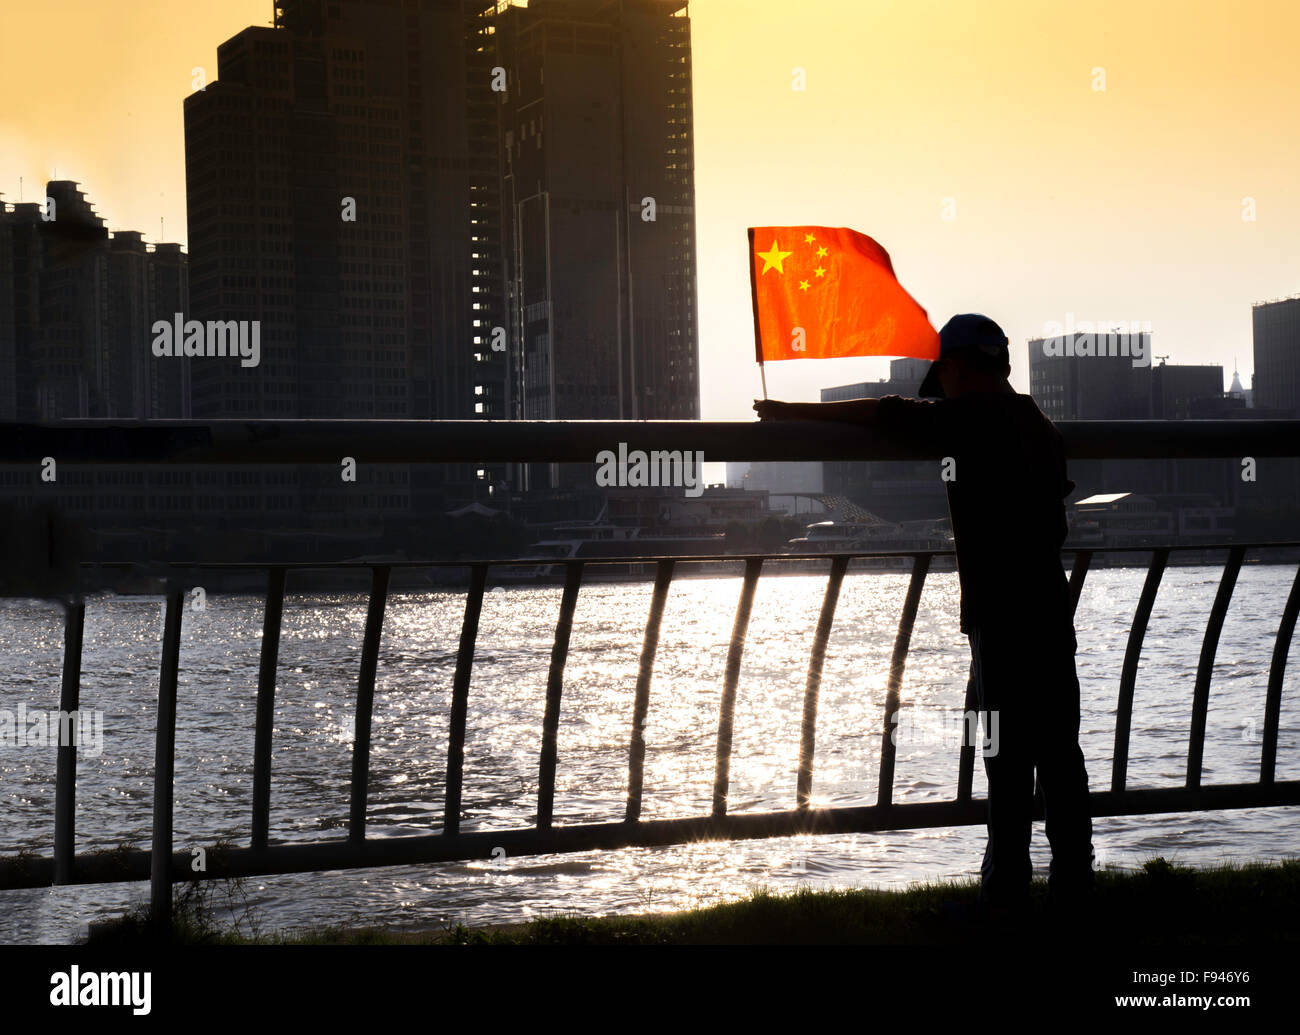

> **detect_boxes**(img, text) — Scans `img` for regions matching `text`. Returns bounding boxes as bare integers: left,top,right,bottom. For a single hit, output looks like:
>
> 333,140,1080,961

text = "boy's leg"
1034,630,1095,904
1039,739,1094,903
970,628,1034,908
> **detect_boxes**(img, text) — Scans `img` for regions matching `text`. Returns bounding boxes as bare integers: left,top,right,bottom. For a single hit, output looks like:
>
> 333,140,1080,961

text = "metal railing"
3,415,1300,463
2,418,1299,926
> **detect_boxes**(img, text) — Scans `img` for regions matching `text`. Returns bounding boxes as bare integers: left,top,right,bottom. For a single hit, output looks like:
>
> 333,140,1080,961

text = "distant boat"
782,519,956,572
496,521,726,583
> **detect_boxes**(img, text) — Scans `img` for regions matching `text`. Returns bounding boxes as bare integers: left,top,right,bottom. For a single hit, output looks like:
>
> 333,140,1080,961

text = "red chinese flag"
748,226,940,363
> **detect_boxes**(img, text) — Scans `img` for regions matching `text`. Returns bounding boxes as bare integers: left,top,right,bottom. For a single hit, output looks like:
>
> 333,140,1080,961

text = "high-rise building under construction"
496,0,699,424
184,0,699,515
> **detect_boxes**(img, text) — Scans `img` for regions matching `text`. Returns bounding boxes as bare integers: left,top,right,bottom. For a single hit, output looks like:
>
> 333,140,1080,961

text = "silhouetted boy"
755,313,1095,926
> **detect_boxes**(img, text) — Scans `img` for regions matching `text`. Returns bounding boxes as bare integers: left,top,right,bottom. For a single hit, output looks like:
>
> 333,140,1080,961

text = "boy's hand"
753,399,795,421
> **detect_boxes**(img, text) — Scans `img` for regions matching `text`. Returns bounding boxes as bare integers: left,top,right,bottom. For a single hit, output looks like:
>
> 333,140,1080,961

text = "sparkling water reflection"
2,564,1298,943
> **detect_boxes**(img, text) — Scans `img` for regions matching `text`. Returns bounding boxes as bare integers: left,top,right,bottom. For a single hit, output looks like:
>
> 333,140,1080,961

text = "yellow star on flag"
804,233,816,244
799,279,810,292
757,240,793,274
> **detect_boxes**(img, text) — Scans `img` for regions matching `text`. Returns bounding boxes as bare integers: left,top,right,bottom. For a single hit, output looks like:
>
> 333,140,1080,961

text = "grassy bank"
83,855,1300,946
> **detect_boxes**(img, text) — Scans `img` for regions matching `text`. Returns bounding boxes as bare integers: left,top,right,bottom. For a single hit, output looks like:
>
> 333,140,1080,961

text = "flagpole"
747,228,768,401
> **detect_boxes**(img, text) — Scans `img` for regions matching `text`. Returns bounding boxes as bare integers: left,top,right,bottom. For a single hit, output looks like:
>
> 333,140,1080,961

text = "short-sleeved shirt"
873,391,1075,637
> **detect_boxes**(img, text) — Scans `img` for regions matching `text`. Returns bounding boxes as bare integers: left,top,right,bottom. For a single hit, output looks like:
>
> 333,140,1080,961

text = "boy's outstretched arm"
753,398,881,424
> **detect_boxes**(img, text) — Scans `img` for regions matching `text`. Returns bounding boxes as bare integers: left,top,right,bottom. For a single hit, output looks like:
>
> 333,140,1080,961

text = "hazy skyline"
3,0,1297,416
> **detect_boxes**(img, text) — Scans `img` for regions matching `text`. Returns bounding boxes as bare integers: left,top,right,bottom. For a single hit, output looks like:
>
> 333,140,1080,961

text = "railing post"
252,567,286,850
796,555,848,810
1262,564,1300,784
349,566,391,843
150,588,184,931
538,561,584,830
878,555,930,807
53,598,85,885
957,657,977,802
1113,548,1168,793
445,563,488,836
713,557,762,818
626,559,675,823
1187,546,1245,789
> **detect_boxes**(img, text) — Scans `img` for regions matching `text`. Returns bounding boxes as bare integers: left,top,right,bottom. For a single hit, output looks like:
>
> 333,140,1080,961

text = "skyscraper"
1027,330,1153,421
184,0,700,528
496,0,700,493
185,0,507,427
1252,295,1300,416
0,182,193,563
0,181,188,421
184,0,510,533
1150,361,1222,419
497,0,698,428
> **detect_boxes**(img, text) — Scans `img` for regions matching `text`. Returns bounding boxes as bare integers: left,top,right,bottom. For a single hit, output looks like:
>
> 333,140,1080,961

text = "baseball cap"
917,313,1011,398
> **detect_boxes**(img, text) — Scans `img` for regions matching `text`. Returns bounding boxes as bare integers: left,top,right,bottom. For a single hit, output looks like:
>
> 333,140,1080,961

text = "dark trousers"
968,622,1095,907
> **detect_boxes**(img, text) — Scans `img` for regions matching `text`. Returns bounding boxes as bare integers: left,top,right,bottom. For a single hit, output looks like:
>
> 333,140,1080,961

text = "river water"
2,564,1298,943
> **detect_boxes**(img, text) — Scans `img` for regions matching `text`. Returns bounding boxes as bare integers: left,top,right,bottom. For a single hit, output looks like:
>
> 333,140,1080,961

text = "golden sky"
3,0,1297,415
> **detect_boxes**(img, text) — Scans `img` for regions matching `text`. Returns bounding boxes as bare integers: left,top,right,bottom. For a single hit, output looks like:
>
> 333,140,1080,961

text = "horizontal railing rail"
2,541,1298,928
3,417,1300,463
